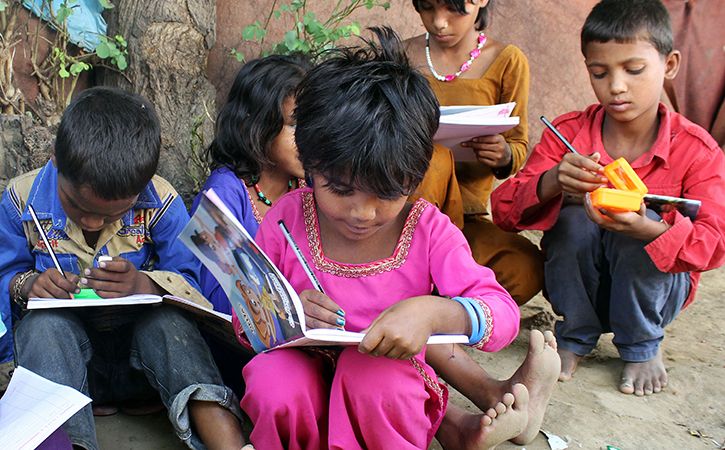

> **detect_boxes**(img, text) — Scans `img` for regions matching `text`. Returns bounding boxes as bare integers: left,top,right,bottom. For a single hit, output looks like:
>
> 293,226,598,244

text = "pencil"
27,204,66,278
540,115,580,155
278,220,325,293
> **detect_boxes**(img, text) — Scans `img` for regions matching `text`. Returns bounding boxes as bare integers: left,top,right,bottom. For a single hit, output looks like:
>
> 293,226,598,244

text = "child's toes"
619,377,635,395
643,380,654,395
494,401,507,415
485,408,498,420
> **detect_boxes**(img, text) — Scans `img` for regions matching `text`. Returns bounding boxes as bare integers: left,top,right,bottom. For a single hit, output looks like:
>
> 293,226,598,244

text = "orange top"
426,44,530,215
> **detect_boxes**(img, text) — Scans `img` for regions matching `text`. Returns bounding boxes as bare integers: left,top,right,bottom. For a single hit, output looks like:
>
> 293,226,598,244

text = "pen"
540,116,580,155
278,220,325,293
27,204,66,278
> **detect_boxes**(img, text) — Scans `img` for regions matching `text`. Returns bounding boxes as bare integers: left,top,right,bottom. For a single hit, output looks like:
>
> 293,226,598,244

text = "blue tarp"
23,0,107,52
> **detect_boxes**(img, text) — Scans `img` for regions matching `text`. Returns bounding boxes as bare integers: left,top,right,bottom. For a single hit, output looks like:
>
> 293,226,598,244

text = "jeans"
541,205,690,362
14,305,242,450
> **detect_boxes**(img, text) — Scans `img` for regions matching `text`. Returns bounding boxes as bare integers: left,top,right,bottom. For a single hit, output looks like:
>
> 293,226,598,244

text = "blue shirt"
0,161,208,363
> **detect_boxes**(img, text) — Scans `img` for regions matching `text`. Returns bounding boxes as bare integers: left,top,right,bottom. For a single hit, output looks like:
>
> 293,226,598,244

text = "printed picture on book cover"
183,196,301,352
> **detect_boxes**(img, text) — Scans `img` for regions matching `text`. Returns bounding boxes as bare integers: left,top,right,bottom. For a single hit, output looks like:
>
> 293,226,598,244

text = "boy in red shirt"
492,0,725,396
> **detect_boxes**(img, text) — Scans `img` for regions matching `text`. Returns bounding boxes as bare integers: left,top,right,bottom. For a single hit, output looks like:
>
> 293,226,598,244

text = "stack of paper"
434,102,519,161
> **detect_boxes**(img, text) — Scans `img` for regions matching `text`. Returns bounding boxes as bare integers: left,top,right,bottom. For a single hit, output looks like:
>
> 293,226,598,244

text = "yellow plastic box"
603,158,648,195
590,187,643,213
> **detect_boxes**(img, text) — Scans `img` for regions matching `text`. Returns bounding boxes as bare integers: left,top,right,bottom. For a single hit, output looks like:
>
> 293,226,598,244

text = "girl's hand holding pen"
80,257,160,297
299,289,346,330
25,269,79,299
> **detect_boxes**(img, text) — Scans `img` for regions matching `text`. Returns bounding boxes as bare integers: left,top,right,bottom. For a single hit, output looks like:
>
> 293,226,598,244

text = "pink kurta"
239,188,519,449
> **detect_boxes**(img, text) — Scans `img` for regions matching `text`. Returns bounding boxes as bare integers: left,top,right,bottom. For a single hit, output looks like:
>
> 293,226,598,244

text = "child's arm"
644,145,725,273
429,224,520,352
491,113,607,232
0,189,78,302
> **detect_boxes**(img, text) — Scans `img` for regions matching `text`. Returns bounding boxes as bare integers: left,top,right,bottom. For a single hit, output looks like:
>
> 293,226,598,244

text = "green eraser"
74,288,102,299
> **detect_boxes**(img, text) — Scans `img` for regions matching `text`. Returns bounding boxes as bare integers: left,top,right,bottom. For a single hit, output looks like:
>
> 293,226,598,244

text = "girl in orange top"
406,1,557,448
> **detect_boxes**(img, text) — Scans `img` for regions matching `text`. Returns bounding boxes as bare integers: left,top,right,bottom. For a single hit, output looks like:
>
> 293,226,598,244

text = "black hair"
411,0,493,31
295,27,440,199
206,54,312,184
54,86,160,200
581,0,673,56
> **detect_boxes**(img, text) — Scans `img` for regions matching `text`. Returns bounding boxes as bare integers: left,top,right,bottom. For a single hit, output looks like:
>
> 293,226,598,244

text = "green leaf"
69,61,90,76
230,48,245,62
283,30,300,51
95,42,110,58
58,66,70,78
114,35,127,47
98,0,114,9
114,54,127,70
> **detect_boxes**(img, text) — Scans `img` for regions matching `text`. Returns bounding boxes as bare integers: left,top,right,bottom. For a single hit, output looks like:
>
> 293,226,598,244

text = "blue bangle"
452,296,481,345
468,298,488,344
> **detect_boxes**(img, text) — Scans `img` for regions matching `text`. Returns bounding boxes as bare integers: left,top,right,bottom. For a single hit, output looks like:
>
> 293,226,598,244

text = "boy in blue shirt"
0,87,247,449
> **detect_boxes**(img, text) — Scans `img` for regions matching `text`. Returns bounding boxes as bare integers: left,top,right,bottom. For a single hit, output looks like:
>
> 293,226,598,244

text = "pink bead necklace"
425,32,487,82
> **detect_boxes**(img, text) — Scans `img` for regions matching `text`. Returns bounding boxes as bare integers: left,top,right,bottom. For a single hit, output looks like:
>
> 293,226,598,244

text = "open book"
180,190,468,353
434,102,519,161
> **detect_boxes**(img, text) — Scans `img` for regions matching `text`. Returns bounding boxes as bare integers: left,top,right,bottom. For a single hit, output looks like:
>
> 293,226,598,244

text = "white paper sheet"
0,366,91,450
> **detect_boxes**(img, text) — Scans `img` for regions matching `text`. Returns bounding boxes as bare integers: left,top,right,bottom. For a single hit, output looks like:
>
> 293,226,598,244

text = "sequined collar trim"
302,191,427,278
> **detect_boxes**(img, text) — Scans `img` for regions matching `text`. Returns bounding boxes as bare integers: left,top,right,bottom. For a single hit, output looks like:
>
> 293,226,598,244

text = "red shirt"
491,103,725,307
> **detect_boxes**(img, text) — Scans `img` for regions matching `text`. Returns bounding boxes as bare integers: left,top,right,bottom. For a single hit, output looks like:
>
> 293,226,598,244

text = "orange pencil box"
591,158,648,212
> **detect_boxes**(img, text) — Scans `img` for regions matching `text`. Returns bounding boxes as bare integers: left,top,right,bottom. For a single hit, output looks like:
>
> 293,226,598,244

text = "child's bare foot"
557,348,582,381
437,384,529,450
509,329,560,445
619,348,667,396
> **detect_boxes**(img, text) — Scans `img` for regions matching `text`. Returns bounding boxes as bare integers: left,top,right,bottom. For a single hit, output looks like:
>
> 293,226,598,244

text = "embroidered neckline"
302,191,427,278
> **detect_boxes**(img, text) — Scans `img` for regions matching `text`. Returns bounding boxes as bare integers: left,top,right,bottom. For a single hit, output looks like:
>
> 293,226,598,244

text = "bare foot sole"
509,329,561,445
437,384,529,450
619,348,668,396
557,348,582,382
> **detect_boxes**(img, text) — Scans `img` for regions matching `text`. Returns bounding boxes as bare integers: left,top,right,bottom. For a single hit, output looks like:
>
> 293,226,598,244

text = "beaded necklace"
252,179,296,206
425,32,487,82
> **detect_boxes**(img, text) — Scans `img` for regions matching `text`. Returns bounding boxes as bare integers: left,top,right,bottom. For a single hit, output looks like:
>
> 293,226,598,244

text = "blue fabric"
23,0,107,52
541,205,690,362
191,167,259,314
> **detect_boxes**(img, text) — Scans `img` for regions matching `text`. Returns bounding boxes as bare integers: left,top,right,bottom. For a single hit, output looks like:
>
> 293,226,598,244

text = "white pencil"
278,220,325,293
27,204,66,278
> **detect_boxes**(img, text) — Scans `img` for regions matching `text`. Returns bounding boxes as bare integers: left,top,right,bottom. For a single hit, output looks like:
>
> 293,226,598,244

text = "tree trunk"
102,0,216,204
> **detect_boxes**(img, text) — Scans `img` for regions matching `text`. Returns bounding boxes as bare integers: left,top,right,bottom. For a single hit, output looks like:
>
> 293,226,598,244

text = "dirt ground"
93,267,725,449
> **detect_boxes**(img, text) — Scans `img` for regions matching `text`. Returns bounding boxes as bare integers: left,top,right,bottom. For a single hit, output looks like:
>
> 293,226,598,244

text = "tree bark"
102,0,216,204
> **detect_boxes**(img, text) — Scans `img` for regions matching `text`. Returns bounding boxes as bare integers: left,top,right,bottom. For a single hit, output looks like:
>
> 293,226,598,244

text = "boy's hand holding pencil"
24,269,79,299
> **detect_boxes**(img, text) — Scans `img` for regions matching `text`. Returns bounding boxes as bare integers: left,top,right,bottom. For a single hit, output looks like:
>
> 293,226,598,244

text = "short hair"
411,0,493,31
295,27,440,199
581,0,673,56
54,87,160,200
206,54,312,184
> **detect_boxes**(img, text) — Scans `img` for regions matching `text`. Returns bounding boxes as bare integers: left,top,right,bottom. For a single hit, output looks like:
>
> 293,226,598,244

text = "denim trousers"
541,205,689,362
14,305,241,450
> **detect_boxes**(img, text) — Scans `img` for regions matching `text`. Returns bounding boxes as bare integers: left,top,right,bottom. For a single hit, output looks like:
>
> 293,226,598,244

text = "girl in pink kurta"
235,28,520,449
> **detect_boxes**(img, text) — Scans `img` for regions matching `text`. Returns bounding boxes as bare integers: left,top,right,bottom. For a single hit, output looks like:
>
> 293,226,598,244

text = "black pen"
540,115,580,155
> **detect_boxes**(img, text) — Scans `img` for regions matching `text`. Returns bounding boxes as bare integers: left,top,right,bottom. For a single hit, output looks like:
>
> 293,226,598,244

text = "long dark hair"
206,54,312,184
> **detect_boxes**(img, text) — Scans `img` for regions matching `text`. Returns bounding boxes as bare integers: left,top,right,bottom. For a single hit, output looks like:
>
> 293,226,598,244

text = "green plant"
232,0,390,62
0,0,128,123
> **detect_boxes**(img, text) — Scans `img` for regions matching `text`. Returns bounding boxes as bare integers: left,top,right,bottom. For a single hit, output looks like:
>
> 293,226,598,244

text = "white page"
440,102,516,118
0,367,91,450
435,117,520,161
27,294,162,309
